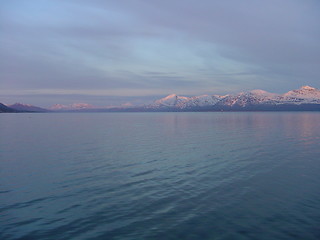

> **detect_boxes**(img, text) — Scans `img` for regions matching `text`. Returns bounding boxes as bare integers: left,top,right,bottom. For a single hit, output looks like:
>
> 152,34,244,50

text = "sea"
0,112,319,240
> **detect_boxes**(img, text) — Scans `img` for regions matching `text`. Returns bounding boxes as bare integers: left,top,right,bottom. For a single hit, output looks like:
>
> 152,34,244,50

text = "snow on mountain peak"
284,86,320,96
162,94,178,100
250,89,273,95
71,103,94,109
50,103,95,110
250,89,266,94
188,95,222,106
153,94,190,107
281,85,320,104
300,85,316,90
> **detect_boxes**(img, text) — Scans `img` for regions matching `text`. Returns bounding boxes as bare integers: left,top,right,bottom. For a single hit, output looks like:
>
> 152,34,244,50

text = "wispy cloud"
1,0,319,105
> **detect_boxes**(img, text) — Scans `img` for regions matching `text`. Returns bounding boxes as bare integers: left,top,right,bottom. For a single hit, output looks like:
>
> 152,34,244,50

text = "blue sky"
1,0,320,107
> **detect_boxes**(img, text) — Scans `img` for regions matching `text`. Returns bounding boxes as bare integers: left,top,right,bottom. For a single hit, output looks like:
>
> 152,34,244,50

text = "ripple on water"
1,112,320,240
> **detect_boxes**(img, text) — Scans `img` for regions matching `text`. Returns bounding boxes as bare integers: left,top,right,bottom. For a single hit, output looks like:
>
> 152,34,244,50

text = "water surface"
1,112,320,239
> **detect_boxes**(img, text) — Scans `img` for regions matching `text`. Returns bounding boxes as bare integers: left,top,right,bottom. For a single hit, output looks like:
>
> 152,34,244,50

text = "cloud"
1,0,319,105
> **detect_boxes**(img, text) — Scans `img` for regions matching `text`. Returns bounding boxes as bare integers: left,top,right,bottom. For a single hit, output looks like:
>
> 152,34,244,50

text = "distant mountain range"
1,86,320,113
8,103,49,112
147,86,320,111
50,103,95,111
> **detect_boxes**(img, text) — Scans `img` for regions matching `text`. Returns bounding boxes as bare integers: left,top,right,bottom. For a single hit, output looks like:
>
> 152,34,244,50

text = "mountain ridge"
2,86,320,112
9,103,49,112
0,103,17,113
148,85,320,111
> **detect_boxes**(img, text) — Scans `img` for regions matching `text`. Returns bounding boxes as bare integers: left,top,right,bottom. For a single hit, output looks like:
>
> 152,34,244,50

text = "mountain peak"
163,94,178,99
153,94,190,107
50,103,95,110
9,103,48,112
11,103,32,107
150,85,320,109
300,85,316,90
282,85,320,102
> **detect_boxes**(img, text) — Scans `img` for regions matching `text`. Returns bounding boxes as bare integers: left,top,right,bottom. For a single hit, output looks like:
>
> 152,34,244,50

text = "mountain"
0,103,17,113
4,86,320,113
9,103,49,112
146,86,320,111
182,95,223,108
50,103,95,111
149,94,190,109
149,94,224,109
217,90,279,107
280,86,320,104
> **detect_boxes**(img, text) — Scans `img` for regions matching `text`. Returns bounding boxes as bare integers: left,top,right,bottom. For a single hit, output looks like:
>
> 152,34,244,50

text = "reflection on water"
0,112,320,240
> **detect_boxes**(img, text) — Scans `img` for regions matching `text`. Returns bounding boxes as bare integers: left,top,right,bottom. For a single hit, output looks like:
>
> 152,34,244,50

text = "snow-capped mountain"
50,103,95,110
151,94,190,108
149,86,320,110
217,90,278,107
183,95,224,108
280,86,320,104
150,94,224,109
3,86,320,113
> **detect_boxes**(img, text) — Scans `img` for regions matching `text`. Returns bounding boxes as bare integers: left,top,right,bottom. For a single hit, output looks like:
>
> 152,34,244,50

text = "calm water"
0,112,320,240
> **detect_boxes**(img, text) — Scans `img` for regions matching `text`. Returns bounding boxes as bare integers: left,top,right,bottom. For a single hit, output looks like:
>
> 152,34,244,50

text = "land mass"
2,86,320,113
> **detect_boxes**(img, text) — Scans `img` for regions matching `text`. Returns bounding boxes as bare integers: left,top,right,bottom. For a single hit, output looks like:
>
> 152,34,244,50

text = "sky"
1,0,320,107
